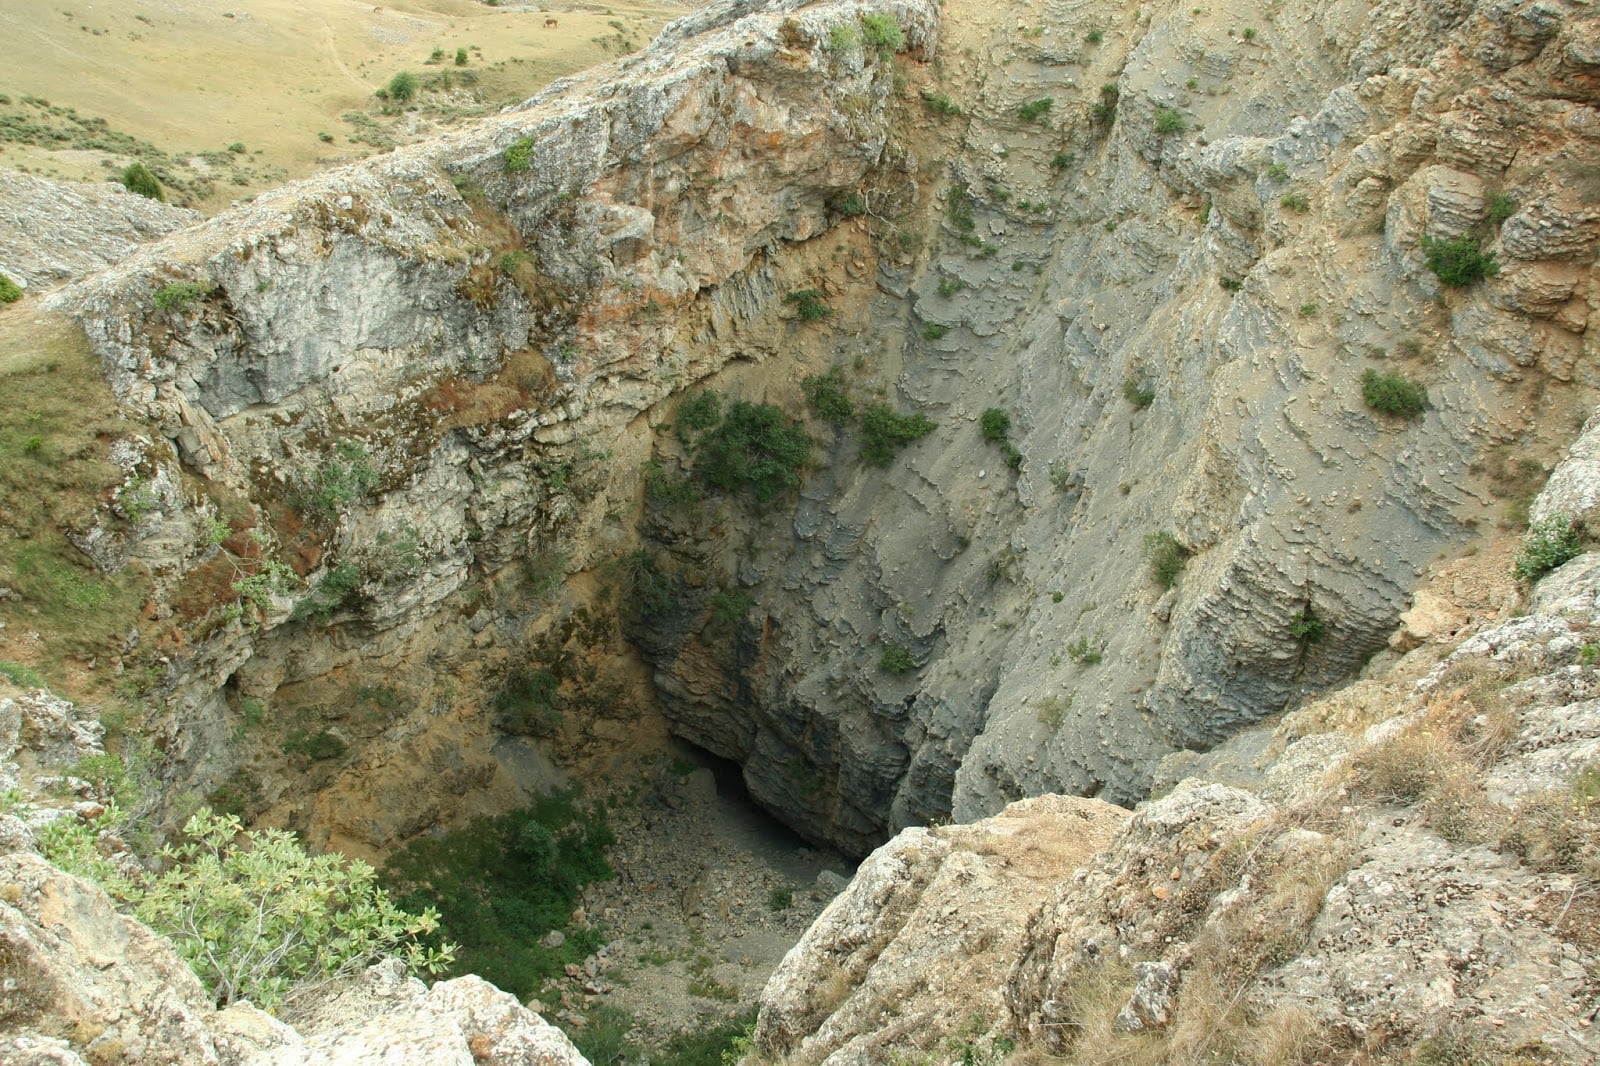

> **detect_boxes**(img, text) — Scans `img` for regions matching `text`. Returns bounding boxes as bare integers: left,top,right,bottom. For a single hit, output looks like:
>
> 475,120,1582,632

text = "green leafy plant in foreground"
133,809,453,1008
1513,514,1582,583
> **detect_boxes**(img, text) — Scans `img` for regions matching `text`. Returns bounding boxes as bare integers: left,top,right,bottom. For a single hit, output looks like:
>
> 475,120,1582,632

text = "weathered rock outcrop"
0,171,201,293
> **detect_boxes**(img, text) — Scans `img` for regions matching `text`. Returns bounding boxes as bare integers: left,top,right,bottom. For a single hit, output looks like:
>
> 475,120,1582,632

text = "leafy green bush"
1050,151,1074,170
153,281,213,312
707,588,754,630
697,400,812,501
922,323,949,340
504,135,535,173
859,404,935,466
616,548,679,620
827,23,860,51
0,273,21,304
302,439,379,519
118,161,164,201
1421,235,1499,287
767,885,793,911
947,184,976,233
936,275,965,297
1279,192,1310,213
136,809,452,1007
1153,105,1186,134
387,71,418,103
1513,514,1582,582
1018,98,1053,123
1066,633,1103,665
857,12,904,53
1289,606,1324,644
1361,369,1427,418
879,643,914,673
1144,530,1187,589
289,562,362,622
832,191,866,216
675,389,722,441
920,91,961,116
384,790,612,1000
803,369,854,424
784,288,832,321
455,46,469,66
281,728,348,762
980,407,1012,442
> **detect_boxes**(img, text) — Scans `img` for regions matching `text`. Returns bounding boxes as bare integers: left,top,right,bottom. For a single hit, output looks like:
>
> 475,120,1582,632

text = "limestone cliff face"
23,0,1600,861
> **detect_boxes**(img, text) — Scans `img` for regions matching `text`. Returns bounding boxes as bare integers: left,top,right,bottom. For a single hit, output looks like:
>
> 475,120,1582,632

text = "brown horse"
544,17,558,28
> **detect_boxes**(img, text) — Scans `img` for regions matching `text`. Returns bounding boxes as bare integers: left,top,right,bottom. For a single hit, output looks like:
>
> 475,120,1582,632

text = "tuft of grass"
1486,193,1517,226
1090,83,1119,126
857,12,904,54
1153,105,1186,135
1279,192,1310,213
921,322,949,341
1122,378,1155,409
920,91,961,116
1018,98,1054,123
1144,531,1187,589
1360,368,1427,418
784,288,832,322
0,274,21,304
0,661,46,687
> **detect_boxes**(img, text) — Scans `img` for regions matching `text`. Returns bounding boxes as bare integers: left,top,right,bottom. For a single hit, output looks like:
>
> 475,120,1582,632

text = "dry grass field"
0,0,686,212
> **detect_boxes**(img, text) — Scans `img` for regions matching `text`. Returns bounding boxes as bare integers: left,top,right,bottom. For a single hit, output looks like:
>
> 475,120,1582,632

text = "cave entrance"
663,738,823,869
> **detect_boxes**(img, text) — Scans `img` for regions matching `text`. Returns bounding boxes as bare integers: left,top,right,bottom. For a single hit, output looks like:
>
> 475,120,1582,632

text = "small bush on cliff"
1144,530,1187,589
504,135,535,173
697,400,812,502
859,404,935,466
879,643,914,673
857,12,904,54
1018,98,1053,123
1513,514,1582,583
0,273,21,304
1422,235,1499,287
118,161,164,201
386,70,418,103
135,808,453,1008
302,439,379,520
803,369,854,425
152,281,213,312
1361,369,1427,418
784,288,832,322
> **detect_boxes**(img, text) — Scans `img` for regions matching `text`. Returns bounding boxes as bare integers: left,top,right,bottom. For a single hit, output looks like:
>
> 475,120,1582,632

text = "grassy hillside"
0,0,681,212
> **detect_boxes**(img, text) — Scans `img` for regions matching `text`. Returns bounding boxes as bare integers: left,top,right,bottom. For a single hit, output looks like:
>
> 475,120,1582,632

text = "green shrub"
644,460,703,508
153,281,213,312
922,323,949,340
827,23,860,52
980,407,1012,442
1422,235,1499,287
1487,193,1516,226
288,562,362,622
504,135,535,173
936,275,965,297
1050,151,1074,170
302,439,379,519
455,46,469,66
1122,378,1155,409
1265,163,1288,182
879,643,914,673
1153,105,1186,134
697,400,812,502
1018,98,1053,123
920,91,961,116
616,548,679,620
785,288,832,321
1361,368,1427,418
282,728,348,762
0,273,22,304
859,404,935,466
767,885,793,911
858,12,904,53
675,389,722,441
117,161,165,201
1289,606,1324,644
1219,276,1243,292
135,809,452,1008
803,369,854,424
832,191,866,216
1513,514,1582,583
707,588,754,630
1279,192,1310,212
387,70,418,103
947,184,976,233
1144,530,1187,589
1066,633,1103,665
383,790,612,1000
1085,28,1103,43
